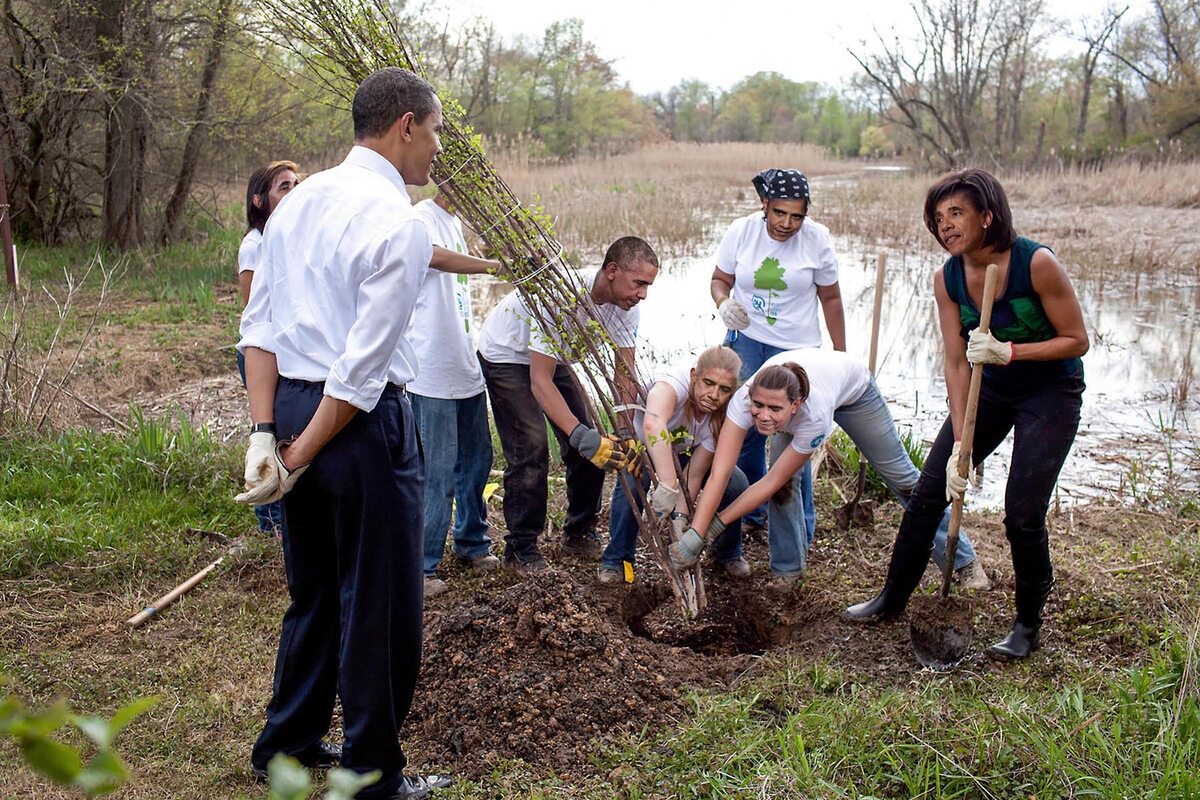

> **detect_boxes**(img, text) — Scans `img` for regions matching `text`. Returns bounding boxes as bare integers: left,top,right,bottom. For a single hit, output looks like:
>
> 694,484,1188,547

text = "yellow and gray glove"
718,297,750,330
966,329,1013,365
569,423,628,471
945,440,968,503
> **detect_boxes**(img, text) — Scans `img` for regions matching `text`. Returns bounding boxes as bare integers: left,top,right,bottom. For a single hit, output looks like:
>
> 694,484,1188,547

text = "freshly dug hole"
908,593,974,669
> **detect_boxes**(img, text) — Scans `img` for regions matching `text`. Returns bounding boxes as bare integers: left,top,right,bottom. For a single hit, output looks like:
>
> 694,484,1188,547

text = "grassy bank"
1,144,1198,797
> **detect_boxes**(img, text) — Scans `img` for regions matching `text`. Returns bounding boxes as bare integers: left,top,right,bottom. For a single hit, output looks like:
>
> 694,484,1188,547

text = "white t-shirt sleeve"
237,230,261,274
787,410,834,454
714,217,743,276
812,224,840,287
725,385,753,431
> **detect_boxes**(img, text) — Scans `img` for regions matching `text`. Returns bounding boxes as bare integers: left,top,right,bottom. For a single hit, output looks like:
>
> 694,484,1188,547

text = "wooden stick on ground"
126,557,224,628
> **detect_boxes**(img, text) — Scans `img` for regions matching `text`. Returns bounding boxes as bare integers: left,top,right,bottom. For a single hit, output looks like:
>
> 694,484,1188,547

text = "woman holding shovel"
845,168,1088,660
669,348,983,591
710,168,845,544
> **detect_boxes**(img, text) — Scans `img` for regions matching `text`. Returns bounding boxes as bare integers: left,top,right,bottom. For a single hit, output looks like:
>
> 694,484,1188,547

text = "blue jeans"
603,462,750,570
238,349,284,534
724,331,815,534
766,378,977,576
409,392,493,576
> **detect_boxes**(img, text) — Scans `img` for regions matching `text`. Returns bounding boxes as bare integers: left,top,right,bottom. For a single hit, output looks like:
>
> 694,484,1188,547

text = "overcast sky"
429,0,1149,94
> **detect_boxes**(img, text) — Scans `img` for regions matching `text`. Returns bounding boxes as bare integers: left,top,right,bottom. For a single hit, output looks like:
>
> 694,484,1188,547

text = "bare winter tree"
1076,5,1128,155
159,0,234,244
849,0,1051,167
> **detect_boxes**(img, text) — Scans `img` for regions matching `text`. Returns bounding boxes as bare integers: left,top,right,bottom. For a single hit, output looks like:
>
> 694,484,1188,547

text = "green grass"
435,641,1200,799
828,427,927,501
0,413,249,584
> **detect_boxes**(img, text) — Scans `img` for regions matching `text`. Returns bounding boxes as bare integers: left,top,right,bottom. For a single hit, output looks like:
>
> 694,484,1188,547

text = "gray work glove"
668,516,728,569
239,441,310,505
945,440,968,503
649,482,681,516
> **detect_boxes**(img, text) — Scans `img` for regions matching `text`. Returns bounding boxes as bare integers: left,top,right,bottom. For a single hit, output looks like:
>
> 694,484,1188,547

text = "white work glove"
236,441,310,505
234,432,279,505
966,329,1013,365
945,440,968,503
649,482,680,516
718,297,750,330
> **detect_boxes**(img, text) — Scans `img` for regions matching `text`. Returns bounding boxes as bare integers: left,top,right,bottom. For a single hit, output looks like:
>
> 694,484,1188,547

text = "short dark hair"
602,236,660,271
246,160,300,232
923,167,1017,252
352,67,439,139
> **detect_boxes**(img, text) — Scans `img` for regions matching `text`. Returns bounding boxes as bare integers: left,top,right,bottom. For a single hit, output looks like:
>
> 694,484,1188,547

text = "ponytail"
748,362,809,404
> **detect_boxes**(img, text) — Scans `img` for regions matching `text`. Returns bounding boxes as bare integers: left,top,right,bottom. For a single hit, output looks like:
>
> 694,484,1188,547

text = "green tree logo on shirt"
753,257,787,325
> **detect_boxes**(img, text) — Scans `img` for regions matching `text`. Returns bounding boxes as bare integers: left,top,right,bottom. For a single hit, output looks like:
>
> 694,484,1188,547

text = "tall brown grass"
481,142,847,259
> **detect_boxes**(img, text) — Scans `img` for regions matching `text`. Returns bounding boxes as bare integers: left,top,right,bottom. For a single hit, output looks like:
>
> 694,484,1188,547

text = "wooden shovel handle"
868,253,886,375
940,263,999,597
126,556,224,628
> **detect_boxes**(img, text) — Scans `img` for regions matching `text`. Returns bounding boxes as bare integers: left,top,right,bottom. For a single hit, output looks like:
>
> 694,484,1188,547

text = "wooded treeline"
1,0,1197,249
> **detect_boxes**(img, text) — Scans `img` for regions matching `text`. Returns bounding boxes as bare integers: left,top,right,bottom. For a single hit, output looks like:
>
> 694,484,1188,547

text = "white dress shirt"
238,146,433,412
406,199,486,399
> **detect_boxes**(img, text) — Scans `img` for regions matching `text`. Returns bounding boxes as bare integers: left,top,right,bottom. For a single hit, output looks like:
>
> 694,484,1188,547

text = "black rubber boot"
844,540,932,623
988,577,1053,660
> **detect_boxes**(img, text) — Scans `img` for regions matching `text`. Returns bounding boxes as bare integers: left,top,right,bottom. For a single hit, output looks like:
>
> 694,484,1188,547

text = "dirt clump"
407,569,747,778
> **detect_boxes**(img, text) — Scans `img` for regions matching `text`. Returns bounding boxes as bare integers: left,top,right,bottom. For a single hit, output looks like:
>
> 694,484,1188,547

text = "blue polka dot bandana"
752,168,810,202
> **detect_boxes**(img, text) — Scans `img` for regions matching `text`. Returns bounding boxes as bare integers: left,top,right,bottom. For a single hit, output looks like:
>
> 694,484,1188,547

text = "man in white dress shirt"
237,68,493,799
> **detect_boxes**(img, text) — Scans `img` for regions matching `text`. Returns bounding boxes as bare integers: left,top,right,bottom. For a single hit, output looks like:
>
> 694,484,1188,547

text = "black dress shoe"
386,775,431,799
251,740,342,782
988,621,1040,660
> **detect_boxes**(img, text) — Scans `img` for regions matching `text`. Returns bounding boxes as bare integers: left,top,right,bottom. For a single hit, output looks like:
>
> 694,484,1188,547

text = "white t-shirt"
406,200,485,399
476,268,640,365
237,229,262,275
636,361,717,454
715,211,839,349
726,349,870,455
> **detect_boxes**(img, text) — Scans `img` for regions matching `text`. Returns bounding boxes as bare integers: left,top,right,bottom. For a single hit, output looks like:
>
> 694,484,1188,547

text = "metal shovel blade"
908,593,973,670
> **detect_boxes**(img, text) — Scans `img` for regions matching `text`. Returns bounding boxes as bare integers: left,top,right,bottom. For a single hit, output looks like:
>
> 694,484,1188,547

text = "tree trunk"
159,0,232,244
98,0,154,251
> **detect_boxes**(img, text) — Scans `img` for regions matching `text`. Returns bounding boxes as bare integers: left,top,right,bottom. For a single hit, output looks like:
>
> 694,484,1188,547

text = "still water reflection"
470,232,1199,508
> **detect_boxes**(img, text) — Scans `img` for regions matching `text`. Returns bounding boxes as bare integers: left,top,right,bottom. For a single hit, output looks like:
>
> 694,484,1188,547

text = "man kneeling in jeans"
476,236,658,573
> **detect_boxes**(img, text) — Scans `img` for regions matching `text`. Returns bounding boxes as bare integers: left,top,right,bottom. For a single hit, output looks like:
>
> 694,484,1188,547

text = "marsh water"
472,200,1200,509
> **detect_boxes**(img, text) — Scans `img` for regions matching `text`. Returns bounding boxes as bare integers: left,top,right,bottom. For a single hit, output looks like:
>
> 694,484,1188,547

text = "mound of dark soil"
406,569,747,777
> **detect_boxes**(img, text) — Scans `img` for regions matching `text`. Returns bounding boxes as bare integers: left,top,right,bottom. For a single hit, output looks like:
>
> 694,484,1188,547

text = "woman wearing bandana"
845,168,1089,660
709,168,841,548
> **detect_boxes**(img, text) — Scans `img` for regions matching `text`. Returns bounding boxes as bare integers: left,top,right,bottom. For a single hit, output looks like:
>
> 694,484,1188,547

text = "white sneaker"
424,576,449,598
954,559,992,591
